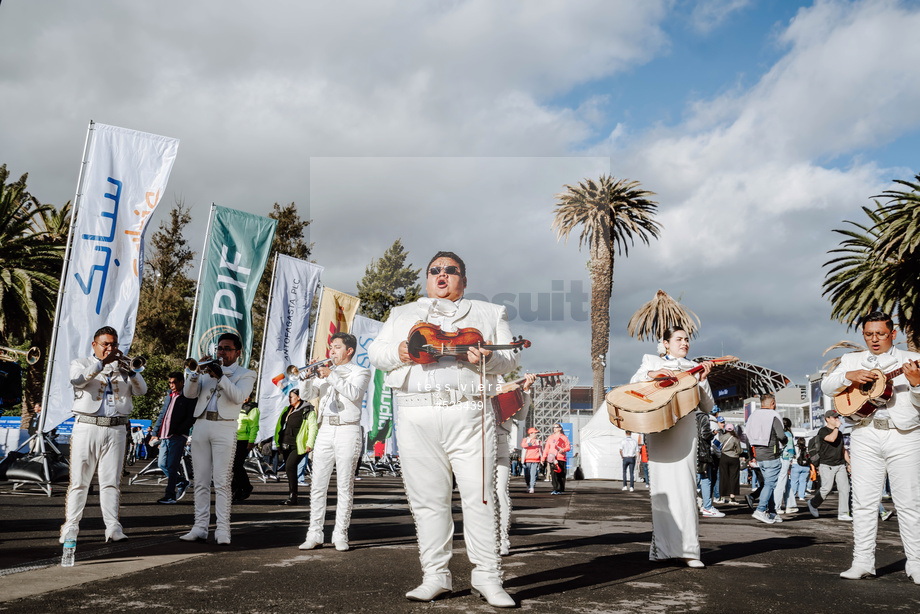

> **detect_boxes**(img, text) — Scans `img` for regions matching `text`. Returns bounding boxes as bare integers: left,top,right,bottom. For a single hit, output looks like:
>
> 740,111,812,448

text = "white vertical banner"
256,255,324,441
352,314,395,446
44,123,179,431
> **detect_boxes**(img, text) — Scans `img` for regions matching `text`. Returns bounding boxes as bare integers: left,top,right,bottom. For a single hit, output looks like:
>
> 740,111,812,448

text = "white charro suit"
368,297,519,590
823,347,920,574
299,360,370,546
184,363,256,540
63,357,147,541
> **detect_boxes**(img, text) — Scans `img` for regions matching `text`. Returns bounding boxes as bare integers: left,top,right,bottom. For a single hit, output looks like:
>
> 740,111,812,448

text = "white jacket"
368,298,520,396
70,356,147,417
822,347,920,430
184,363,257,420
298,361,370,425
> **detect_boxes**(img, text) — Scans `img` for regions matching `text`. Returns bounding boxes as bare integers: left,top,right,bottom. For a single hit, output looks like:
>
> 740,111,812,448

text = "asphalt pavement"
1,465,918,613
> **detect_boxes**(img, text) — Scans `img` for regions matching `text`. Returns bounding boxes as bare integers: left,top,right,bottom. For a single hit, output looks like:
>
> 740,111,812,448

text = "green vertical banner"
369,368,394,441
190,205,277,366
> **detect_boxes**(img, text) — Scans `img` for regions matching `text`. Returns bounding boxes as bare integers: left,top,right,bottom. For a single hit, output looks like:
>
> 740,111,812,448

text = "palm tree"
823,198,919,351
552,175,662,408
627,289,700,343
821,341,865,373
0,164,66,425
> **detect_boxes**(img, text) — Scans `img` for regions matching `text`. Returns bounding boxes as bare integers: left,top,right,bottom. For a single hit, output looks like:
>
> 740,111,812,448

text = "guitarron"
605,356,738,434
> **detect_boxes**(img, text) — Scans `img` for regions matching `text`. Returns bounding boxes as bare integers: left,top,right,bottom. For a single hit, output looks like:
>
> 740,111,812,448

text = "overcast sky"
3,0,919,391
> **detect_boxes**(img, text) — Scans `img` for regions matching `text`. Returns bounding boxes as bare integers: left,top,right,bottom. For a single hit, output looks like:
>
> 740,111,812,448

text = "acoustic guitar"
833,360,919,418
605,356,739,434
491,372,563,424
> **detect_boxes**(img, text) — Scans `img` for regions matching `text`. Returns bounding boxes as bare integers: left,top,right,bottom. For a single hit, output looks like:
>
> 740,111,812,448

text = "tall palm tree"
823,199,919,351
552,175,662,408
627,289,700,342
0,164,66,425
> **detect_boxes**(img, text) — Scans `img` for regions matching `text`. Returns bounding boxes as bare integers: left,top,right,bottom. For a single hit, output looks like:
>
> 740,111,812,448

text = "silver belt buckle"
873,418,890,430
327,415,340,426
99,416,114,427
432,389,452,406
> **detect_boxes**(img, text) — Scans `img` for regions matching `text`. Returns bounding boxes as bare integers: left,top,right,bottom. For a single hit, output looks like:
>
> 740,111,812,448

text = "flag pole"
186,203,217,359
37,121,95,436
254,253,280,400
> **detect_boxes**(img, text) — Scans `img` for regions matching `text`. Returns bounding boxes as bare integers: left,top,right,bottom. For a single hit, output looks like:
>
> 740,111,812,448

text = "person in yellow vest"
232,401,260,502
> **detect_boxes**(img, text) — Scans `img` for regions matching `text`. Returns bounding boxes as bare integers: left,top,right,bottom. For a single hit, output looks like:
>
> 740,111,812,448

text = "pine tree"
357,239,422,322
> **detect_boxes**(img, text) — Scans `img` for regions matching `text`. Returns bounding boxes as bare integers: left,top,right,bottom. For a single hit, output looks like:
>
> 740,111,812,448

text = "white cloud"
691,0,753,34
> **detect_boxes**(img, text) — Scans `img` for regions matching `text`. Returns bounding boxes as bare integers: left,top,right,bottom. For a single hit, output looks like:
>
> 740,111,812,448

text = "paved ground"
1,466,919,613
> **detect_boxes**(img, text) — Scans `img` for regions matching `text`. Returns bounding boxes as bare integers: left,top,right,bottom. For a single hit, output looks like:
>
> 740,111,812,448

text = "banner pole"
254,253,280,400
186,203,217,358
37,120,95,435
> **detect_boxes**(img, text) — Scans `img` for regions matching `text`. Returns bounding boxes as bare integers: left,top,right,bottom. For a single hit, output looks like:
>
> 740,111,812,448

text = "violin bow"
479,340,488,505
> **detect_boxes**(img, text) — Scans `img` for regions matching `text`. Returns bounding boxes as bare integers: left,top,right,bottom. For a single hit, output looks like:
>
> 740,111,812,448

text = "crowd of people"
56,249,920,606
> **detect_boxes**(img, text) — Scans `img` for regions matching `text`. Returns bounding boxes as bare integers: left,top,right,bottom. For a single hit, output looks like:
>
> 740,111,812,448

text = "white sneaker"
769,513,783,523
838,514,853,522
701,507,725,518
629,487,634,492
880,510,894,521
786,507,799,513
752,509,775,524
622,486,628,491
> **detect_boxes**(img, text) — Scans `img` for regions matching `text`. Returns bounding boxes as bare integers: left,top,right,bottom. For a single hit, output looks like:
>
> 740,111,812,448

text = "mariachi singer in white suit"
62,326,147,543
369,251,520,608
298,331,370,552
180,333,256,545
822,311,920,582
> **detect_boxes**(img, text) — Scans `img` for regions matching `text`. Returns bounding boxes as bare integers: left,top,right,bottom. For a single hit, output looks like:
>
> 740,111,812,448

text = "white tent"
579,403,639,480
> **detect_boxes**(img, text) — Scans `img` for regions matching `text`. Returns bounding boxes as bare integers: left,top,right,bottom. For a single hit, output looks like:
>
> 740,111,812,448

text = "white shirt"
620,436,639,458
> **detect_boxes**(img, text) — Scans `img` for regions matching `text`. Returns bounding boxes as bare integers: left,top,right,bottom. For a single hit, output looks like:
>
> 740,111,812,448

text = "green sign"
190,205,277,366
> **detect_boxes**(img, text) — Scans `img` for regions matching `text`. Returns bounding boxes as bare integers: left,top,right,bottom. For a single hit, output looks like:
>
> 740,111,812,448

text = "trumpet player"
61,326,147,544
180,333,256,545
298,332,370,552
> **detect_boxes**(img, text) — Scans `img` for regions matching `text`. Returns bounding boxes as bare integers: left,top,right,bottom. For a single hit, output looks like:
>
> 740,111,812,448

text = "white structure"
579,403,638,480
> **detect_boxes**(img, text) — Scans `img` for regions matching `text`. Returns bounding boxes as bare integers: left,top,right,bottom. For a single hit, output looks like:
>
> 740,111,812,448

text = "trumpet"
185,357,221,374
0,345,41,365
117,355,147,372
286,358,334,381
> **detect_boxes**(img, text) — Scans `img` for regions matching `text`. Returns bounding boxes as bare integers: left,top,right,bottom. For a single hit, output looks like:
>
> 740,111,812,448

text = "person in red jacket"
521,428,543,494
542,423,571,495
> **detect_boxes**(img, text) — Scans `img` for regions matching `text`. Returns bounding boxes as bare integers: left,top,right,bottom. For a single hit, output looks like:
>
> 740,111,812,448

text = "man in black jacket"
150,372,196,504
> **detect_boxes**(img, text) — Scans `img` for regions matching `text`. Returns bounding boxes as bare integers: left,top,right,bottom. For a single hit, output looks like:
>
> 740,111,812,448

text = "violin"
492,372,563,424
406,321,531,365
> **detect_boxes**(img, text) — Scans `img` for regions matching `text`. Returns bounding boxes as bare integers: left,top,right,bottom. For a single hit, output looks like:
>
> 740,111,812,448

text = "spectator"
542,423,571,495
696,412,724,517
745,393,787,524
807,410,851,521
521,428,542,494
620,430,638,492
638,437,650,488
718,424,742,505
786,437,809,513
775,418,795,514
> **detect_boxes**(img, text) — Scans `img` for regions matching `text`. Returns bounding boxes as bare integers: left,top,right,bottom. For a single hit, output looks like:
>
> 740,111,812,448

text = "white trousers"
849,425,920,572
647,411,700,560
189,419,236,535
307,423,362,543
496,433,511,552
62,421,126,539
397,402,501,588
